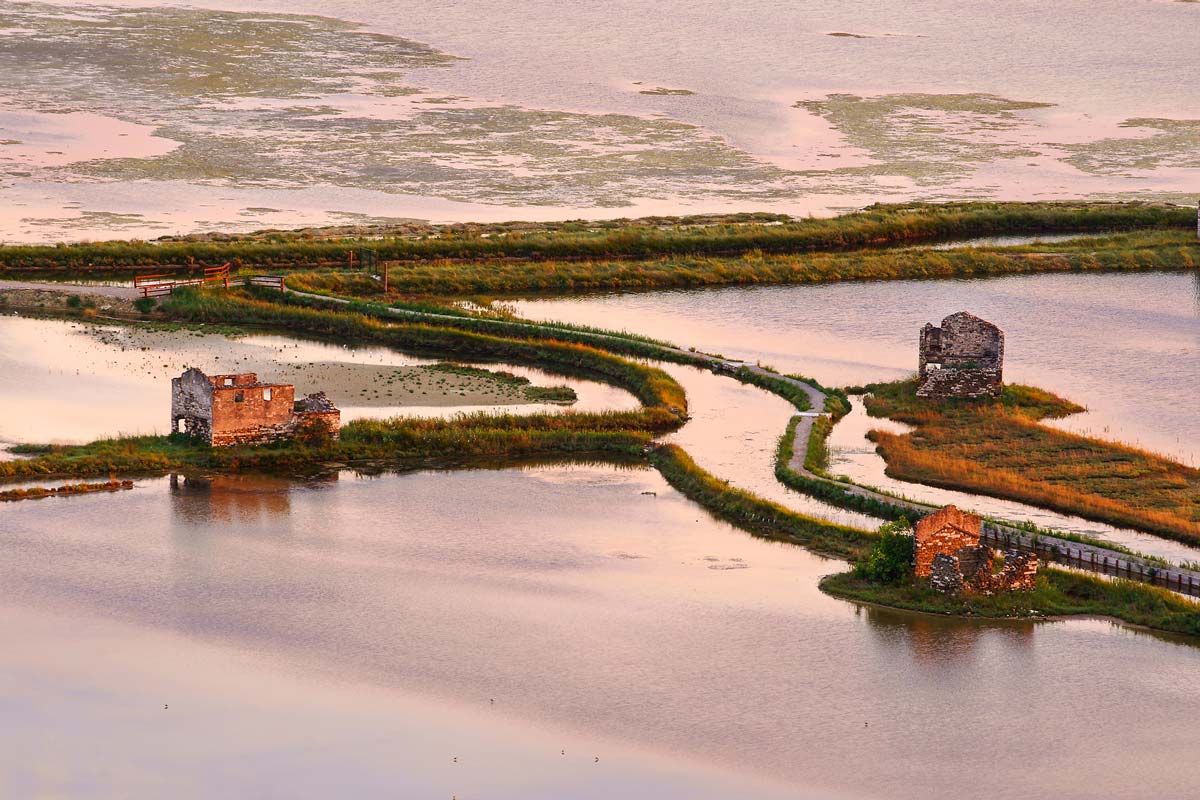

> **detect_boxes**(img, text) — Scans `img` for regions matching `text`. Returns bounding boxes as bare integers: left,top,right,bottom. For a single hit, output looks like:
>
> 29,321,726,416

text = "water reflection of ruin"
168,473,337,523
858,604,1035,667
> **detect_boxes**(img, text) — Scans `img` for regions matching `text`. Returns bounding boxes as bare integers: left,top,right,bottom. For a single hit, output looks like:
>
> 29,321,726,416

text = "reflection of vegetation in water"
1058,118,1200,175
794,93,1052,184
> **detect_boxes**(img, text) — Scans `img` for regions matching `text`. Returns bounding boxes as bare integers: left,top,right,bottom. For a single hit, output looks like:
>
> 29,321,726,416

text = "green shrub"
133,296,157,314
853,519,916,585
66,294,82,308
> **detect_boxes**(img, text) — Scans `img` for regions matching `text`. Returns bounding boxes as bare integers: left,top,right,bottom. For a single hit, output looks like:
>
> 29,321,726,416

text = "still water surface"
3,466,1199,799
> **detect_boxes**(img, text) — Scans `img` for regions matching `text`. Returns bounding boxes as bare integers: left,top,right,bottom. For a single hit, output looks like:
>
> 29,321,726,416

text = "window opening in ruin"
176,418,186,433
263,388,273,401
234,391,244,402
223,378,233,386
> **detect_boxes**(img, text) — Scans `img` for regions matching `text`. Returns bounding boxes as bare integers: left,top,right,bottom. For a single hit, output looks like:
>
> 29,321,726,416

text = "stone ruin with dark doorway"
917,311,1004,398
171,368,341,447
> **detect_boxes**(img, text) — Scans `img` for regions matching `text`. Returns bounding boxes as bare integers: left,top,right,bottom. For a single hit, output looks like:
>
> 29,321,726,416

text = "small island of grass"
822,519,1200,637
862,378,1200,544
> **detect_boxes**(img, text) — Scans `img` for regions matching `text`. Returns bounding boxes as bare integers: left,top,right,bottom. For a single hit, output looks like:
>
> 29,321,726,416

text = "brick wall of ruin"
916,526,983,577
209,373,261,388
211,384,294,435
917,506,982,539
296,410,342,441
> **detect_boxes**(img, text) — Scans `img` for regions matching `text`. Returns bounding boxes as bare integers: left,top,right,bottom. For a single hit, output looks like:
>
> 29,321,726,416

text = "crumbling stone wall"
928,546,1040,595
954,544,993,584
171,367,215,443
292,391,341,441
996,550,1039,592
914,505,984,577
170,369,341,447
929,553,964,592
917,311,1004,398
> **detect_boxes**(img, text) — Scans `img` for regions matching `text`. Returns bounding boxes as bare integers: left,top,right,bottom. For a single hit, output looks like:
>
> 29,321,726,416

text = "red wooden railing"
135,263,231,297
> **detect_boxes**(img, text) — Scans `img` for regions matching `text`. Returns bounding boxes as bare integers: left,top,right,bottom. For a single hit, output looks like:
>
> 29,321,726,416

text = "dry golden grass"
865,380,1200,544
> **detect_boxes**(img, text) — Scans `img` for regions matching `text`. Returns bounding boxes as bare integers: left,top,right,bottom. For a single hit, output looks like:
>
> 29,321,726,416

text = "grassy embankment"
1,202,1192,282
821,571,1200,638
218,287,817,411
864,379,1200,545
281,228,1198,296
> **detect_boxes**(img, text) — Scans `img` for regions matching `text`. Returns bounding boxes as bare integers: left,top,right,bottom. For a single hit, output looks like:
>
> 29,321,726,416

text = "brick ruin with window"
171,368,340,447
915,505,1038,594
917,311,1004,398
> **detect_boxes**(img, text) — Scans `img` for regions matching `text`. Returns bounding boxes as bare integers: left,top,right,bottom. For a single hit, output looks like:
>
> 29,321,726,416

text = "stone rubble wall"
930,554,964,593
928,547,1040,595
171,368,215,444
916,366,1002,398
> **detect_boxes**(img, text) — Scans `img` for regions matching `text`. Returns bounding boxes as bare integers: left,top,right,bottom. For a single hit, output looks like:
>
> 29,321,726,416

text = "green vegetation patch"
3,201,1191,275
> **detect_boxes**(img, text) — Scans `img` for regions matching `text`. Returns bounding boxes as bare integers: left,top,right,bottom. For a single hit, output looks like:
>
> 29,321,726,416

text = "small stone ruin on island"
171,368,341,447
917,311,1004,398
915,506,1038,594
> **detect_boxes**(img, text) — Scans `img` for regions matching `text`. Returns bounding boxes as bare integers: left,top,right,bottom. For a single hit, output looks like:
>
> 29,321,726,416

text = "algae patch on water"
0,2,457,106
1057,118,1200,175
794,93,1052,185
0,2,799,207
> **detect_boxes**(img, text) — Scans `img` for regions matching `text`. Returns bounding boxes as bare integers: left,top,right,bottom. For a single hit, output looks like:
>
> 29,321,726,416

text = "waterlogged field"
1,1,1199,239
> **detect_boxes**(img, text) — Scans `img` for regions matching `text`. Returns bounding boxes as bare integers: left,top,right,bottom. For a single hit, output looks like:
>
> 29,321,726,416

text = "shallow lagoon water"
4,466,1200,799
2,0,1199,239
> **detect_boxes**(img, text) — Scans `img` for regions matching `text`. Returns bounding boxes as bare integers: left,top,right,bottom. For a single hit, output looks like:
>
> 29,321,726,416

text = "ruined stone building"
917,311,1004,398
915,505,1038,594
171,368,341,447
